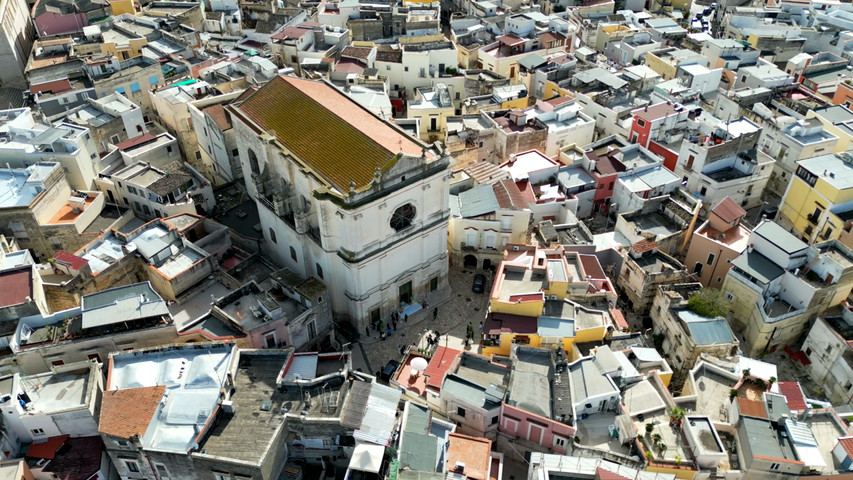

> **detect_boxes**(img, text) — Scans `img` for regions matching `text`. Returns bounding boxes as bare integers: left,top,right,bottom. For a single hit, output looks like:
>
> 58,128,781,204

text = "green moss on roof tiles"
237,76,424,193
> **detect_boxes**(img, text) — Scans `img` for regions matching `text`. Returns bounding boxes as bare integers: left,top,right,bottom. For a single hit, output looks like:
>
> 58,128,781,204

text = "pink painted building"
500,346,576,453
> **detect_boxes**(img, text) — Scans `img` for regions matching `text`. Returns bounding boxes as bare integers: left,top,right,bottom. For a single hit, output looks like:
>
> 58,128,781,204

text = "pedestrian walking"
393,319,397,330
433,307,438,319
422,300,428,309
365,326,369,337
404,314,408,323
478,321,483,331
378,322,384,333
387,327,393,337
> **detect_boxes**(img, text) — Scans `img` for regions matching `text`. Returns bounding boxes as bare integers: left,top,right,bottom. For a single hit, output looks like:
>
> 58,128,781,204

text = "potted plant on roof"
669,407,685,427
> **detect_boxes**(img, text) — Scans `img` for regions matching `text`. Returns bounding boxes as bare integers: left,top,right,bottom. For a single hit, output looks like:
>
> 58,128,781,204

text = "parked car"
472,273,486,293
336,321,360,343
380,359,401,382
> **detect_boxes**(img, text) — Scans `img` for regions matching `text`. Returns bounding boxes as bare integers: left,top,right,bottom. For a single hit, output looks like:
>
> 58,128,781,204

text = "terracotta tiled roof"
99,386,166,439
30,78,72,94
0,268,32,308
27,435,69,459
115,133,156,150
596,467,632,480
631,239,658,254
236,76,426,191
493,179,527,209
545,95,573,107
424,346,461,390
341,46,373,60
737,397,767,418
462,161,509,185
537,31,566,44
777,381,807,411
52,251,89,271
270,25,311,40
204,103,231,131
838,437,853,458
712,197,746,223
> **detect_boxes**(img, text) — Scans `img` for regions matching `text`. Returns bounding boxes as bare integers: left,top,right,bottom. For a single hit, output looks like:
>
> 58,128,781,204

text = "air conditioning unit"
513,246,519,251
550,295,558,300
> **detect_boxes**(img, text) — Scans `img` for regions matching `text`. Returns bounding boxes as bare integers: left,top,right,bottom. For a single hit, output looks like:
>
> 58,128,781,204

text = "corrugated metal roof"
355,383,402,446
712,197,746,224
457,184,500,218
283,354,318,382
399,432,439,472
678,310,735,345
81,281,168,329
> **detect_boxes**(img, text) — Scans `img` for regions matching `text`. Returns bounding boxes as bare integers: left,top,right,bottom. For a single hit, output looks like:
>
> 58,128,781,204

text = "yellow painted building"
482,245,620,357
778,154,853,244
108,0,137,15
807,105,853,152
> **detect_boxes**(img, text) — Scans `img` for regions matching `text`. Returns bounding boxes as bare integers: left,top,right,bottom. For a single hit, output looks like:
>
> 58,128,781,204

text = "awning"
348,443,384,473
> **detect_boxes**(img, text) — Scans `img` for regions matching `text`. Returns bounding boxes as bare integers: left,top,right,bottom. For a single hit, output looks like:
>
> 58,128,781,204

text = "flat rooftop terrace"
26,369,89,413
197,353,291,464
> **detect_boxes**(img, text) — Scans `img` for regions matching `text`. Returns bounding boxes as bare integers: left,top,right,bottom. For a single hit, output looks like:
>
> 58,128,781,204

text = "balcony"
759,295,804,322
807,213,820,226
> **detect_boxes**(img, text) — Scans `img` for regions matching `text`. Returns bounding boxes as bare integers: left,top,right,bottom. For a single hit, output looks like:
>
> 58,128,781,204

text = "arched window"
248,148,260,175
390,203,416,232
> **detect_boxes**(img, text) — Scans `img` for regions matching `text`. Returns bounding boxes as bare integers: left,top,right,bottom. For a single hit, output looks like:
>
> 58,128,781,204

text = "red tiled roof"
0,268,32,307
838,437,853,458
335,58,365,74
537,31,566,44
579,254,607,279
30,78,72,94
737,398,767,419
236,76,426,192
424,346,461,390
631,239,659,254
270,25,311,40
114,133,156,150
497,34,525,46
712,197,746,224
52,251,88,271
545,96,573,107
38,435,104,480
204,104,231,131
515,179,537,203
633,102,678,123
485,312,538,335
593,154,626,176
609,307,628,330
493,179,527,209
508,293,544,303
27,435,69,459
596,467,632,480
462,162,510,184
341,46,373,60
777,381,807,411
99,386,166,439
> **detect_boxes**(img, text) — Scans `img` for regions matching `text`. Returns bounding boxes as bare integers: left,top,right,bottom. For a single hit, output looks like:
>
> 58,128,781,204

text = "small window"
554,436,567,447
316,263,324,279
130,82,141,93
232,148,239,157
31,428,45,436
725,291,735,302
707,252,716,265
166,146,172,153
154,464,170,479
457,406,466,417
290,246,297,261
51,360,64,367
142,205,150,215
491,416,499,425
847,383,853,391
87,353,101,363
117,439,128,446
149,76,159,85
115,87,126,94
637,118,646,127
124,461,140,473
269,228,277,244
770,463,780,471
